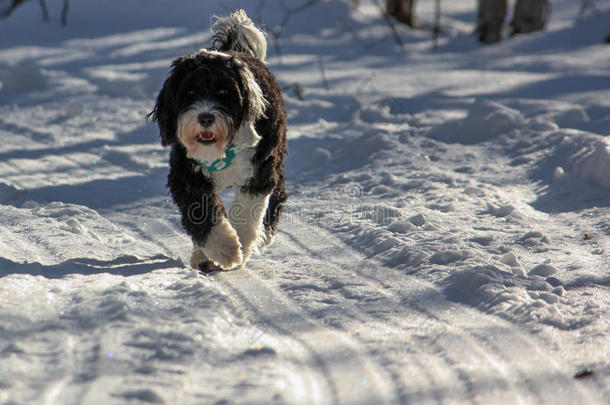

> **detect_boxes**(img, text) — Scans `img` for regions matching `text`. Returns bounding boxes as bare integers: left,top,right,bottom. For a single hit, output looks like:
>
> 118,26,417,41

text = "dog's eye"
188,90,196,96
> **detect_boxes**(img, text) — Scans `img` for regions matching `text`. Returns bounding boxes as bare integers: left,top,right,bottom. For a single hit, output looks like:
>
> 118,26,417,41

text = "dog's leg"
190,243,207,269
201,217,243,269
186,199,243,270
187,217,243,270
168,153,243,270
262,176,287,248
229,190,270,263
190,243,225,273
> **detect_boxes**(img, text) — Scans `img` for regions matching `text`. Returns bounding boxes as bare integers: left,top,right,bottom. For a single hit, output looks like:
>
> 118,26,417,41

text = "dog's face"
174,64,242,162
150,50,266,161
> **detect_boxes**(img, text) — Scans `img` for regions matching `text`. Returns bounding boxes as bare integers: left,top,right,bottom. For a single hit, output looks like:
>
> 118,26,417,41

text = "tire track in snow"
102,213,395,403
104,202,398,403
99,202,601,403
273,225,478,403
107,210,188,260
215,266,399,405
258,220,602,404
266,228,411,403
214,270,337,405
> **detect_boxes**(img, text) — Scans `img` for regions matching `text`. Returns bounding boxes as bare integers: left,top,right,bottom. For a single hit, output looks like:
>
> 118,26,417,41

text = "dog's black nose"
198,113,215,127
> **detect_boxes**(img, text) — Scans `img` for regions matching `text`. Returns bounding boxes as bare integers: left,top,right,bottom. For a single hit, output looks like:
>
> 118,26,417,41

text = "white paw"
190,244,207,269
233,221,263,260
202,218,243,270
229,192,270,263
258,229,275,250
240,224,274,258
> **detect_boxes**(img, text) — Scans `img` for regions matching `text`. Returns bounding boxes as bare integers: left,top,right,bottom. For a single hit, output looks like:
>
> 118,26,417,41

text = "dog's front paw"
201,218,243,270
190,244,207,269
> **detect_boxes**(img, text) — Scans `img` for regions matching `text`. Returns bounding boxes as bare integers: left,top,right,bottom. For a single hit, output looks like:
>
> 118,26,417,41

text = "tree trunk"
387,0,416,28
433,0,441,48
477,0,507,44
511,0,549,35
60,0,69,25
39,0,49,22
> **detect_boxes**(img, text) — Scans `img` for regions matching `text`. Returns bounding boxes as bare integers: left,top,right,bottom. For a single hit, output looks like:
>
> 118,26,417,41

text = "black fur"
167,143,225,246
150,49,287,255
239,55,288,237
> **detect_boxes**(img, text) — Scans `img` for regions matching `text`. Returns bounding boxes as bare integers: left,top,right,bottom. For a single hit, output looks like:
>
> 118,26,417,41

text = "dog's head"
149,50,266,163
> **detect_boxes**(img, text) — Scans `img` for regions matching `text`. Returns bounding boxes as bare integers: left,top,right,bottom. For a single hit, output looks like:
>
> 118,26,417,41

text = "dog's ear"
148,57,189,146
233,59,267,124
230,59,268,148
150,83,176,147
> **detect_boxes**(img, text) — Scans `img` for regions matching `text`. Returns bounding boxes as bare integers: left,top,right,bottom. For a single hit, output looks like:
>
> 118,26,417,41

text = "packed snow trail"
223,222,601,404
1,0,609,404
2,212,601,403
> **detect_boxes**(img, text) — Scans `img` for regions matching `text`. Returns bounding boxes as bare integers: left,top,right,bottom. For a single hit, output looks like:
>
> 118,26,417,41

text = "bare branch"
269,0,323,64
317,57,329,90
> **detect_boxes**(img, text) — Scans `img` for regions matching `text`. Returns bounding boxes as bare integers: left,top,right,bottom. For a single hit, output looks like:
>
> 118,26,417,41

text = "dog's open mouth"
196,131,216,144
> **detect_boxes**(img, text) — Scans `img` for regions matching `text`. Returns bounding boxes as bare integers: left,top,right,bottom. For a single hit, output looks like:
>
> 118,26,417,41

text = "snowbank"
454,99,525,144
0,61,45,93
581,139,610,190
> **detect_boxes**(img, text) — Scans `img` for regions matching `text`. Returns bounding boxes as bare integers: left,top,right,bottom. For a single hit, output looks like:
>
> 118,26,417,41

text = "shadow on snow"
0,254,183,279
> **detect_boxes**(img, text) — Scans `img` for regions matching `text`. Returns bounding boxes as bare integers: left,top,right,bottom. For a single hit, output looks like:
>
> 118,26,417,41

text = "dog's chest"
201,148,255,190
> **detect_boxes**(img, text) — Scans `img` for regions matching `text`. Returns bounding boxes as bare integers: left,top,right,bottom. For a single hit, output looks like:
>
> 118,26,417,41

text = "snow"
0,0,609,403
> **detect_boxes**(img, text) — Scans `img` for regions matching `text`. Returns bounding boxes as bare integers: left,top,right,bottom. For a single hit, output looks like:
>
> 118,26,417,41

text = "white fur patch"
177,101,230,164
190,243,207,269
261,230,276,249
237,62,268,122
234,122,261,148
197,48,232,59
202,217,243,270
211,9,268,61
229,191,270,260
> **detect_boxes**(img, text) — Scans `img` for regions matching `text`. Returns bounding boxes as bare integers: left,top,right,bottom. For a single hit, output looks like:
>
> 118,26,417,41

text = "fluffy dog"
150,10,287,271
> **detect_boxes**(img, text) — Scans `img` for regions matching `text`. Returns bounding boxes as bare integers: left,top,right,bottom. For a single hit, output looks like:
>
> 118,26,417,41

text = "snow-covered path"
1,0,608,404
221,222,600,404
1,213,602,404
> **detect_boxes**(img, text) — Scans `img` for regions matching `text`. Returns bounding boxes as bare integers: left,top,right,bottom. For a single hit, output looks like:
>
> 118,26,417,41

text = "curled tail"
211,9,267,62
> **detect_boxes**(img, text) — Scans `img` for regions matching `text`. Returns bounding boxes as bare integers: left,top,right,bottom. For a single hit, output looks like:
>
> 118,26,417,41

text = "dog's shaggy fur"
150,10,287,271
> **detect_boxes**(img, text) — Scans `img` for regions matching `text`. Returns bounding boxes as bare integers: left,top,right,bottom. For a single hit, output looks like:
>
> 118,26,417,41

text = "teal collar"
194,144,240,173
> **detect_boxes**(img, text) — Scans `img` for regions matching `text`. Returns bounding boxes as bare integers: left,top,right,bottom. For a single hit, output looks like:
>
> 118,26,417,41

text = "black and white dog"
150,10,287,271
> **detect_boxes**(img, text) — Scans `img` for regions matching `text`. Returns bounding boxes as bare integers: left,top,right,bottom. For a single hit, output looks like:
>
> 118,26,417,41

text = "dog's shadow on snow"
0,254,183,279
